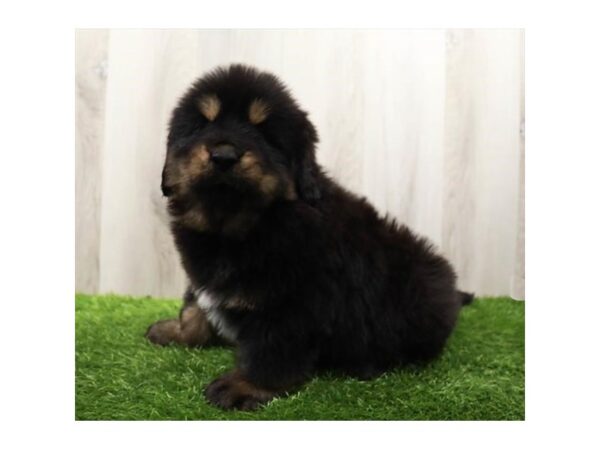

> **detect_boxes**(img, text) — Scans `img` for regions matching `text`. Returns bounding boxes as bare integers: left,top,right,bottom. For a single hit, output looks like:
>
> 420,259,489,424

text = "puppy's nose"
209,143,239,170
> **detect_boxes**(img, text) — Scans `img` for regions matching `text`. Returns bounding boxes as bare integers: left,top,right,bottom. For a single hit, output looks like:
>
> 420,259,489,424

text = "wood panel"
75,29,108,294
98,30,198,297
443,29,523,296
75,29,525,299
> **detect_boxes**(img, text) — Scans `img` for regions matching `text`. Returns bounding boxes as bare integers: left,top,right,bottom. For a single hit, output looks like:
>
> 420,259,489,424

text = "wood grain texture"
512,31,526,300
75,29,108,294
98,30,198,297
75,29,525,299
443,29,523,297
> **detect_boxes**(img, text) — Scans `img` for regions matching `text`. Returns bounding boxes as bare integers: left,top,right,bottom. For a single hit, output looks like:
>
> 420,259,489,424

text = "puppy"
146,64,473,411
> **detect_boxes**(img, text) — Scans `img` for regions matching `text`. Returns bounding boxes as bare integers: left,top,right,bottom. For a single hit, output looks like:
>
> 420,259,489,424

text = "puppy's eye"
248,99,270,125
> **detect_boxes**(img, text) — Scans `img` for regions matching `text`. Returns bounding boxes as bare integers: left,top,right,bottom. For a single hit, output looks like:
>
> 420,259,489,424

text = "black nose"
210,143,239,170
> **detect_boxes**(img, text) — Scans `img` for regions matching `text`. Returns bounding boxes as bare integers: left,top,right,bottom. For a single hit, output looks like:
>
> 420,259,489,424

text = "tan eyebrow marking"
198,95,221,121
248,99,270,124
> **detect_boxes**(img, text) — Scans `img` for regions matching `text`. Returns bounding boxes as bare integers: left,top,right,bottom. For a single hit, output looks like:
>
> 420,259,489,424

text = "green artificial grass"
75,294,524,420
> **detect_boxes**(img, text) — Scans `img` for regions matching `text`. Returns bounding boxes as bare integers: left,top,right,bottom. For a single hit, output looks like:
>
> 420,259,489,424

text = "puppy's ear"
161,164,173,197
297,155,321,202
295,115,321,203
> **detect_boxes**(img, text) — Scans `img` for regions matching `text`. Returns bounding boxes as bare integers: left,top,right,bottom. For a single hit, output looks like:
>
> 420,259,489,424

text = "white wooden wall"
75,29,524,299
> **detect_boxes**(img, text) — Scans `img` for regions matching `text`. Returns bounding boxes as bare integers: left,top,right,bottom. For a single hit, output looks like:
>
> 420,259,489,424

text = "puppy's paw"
204,371,275,411
145,319,180,346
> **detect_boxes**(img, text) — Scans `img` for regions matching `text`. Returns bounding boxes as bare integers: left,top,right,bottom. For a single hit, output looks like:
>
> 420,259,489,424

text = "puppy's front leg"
205,318,316,411
204,370,279,411
146,286,225,347
146,304,215,347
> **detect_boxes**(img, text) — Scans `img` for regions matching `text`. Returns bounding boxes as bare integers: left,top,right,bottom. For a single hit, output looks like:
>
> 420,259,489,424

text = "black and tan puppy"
146,64,473,411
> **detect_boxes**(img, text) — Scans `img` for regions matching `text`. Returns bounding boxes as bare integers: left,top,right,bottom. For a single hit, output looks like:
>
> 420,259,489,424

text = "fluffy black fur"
148,64,473,410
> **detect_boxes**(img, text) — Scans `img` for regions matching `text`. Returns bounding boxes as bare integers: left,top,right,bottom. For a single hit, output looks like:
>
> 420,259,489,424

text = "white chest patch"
195,289,238,343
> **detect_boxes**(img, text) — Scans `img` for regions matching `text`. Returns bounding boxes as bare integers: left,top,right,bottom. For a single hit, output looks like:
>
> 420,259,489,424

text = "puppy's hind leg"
146,287,221,347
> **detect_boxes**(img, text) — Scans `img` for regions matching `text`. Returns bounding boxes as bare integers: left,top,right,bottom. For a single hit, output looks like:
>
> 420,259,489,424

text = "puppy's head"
162,64,320,232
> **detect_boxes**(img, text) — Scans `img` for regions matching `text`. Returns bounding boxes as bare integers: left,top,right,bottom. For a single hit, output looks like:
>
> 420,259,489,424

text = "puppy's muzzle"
210,143,240,170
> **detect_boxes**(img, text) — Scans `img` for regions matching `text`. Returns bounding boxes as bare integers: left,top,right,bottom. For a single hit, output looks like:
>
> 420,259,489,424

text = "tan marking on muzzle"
238,152,277,195
186,145,211,178
237,151,264,182
163,145,211,195
237,151,298,200
198,95,221,122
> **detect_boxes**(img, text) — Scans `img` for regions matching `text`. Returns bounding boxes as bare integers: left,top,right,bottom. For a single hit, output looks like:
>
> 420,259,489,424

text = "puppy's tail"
459,290,475,307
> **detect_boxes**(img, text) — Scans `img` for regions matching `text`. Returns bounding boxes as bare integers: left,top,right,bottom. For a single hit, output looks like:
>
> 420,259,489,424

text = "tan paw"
145,319,180,346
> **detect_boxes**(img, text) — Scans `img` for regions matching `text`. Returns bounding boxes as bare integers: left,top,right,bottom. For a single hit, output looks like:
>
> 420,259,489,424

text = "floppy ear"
297,154,321,202
161,163,173,197
295,115,321,203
